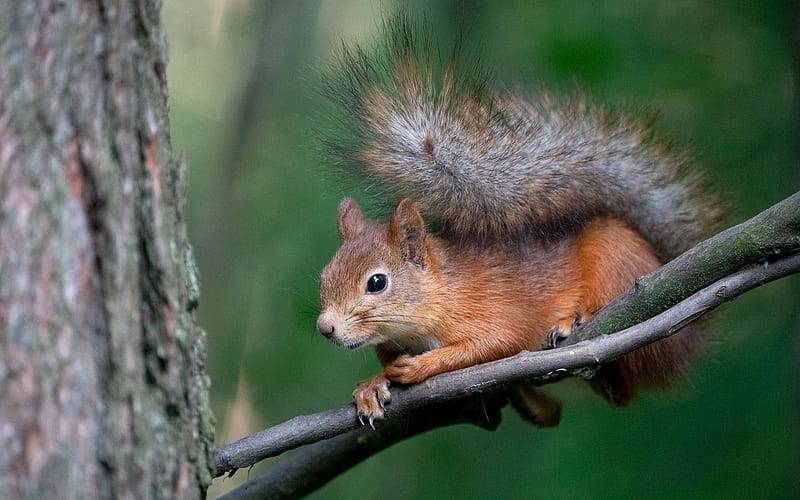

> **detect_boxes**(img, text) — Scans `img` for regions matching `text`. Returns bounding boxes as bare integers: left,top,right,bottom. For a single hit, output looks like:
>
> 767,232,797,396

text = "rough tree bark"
0,1,214,498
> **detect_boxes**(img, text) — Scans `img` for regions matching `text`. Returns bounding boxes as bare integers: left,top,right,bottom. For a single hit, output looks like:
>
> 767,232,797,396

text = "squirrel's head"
317,197,440,350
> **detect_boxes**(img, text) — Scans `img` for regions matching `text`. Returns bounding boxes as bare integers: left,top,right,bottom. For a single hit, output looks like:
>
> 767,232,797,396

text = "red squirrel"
316,18,721,427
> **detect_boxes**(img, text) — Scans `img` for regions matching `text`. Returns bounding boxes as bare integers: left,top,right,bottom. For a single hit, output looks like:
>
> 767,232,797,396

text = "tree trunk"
0,1,215,498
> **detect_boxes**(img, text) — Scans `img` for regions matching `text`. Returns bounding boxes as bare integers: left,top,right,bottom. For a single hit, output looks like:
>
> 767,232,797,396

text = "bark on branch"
214,192,800,499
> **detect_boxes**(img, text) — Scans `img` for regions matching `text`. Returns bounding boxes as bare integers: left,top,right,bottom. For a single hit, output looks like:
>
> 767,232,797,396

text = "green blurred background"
163,1,799,498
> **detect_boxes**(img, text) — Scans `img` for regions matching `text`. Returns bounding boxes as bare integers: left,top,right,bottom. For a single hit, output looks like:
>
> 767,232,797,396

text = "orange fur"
318,199,702,425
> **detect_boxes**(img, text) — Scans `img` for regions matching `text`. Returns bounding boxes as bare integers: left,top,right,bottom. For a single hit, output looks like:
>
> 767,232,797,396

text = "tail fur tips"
322,16,721,260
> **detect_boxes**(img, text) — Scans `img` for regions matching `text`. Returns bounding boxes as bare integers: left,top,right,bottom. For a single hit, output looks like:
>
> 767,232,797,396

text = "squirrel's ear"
337,197,366,243
389,198,428,267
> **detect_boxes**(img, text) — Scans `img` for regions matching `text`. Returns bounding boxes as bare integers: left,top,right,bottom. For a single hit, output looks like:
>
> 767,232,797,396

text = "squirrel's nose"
316,315,335,338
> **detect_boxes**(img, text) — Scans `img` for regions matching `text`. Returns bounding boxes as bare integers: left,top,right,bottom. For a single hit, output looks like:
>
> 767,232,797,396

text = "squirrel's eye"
366,273,388,294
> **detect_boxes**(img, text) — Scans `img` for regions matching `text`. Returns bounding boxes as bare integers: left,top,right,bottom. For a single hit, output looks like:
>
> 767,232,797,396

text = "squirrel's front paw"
353,373,392,428
384,354,430,384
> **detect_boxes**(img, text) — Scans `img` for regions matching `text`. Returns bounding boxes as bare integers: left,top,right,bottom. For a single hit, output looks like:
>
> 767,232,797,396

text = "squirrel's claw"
353,373,392,428
544,328,563,349
544,313,585,349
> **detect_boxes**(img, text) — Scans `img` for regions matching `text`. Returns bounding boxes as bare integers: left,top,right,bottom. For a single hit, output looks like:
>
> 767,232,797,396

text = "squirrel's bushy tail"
322,17,722,261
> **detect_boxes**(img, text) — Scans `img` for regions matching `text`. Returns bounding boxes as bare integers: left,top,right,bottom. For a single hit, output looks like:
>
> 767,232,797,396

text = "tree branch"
217,394,506,500
213,193,800,498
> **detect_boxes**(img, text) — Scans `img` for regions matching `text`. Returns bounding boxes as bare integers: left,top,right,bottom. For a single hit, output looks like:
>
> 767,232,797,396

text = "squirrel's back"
323,17,722,261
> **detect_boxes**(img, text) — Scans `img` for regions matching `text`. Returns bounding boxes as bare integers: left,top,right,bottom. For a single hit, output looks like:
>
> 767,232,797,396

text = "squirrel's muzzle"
316,313,336,339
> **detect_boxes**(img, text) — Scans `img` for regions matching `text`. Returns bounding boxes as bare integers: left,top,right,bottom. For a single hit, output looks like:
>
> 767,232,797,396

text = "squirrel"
316,18,722,427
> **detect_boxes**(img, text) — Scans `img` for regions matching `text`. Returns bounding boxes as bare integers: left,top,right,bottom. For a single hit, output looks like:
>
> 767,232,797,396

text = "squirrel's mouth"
329,335,367,350
344,340,366,350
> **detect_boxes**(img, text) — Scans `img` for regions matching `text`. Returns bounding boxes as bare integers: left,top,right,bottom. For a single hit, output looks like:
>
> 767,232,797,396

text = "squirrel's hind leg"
545,216,661,348
546,216,665,405
509,385,563,428
544,313,584,349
